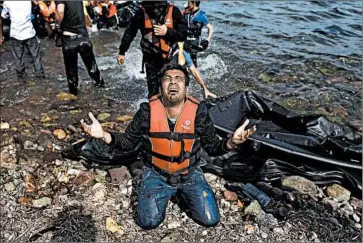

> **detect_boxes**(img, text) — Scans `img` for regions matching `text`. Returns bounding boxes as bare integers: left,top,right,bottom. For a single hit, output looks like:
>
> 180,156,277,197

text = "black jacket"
118,4,187,59
109,101,231,169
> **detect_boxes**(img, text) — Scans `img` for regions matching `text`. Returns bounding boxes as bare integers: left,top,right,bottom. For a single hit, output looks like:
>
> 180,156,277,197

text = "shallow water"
0,0,361,123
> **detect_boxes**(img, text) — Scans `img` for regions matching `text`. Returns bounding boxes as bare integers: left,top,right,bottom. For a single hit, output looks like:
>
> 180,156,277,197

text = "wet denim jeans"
137,166,220,230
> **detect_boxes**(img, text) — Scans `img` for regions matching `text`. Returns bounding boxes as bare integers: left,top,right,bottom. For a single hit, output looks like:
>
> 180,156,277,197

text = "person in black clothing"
55,1,105,96
117,1,187,98
80,63,257,229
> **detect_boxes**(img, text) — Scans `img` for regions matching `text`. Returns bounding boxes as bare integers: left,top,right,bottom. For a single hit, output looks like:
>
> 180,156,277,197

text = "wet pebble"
0,122,10,130
55,159,63,166
167,221,181,229
33,197,52,208
204,173,218,184
4,182,15,193
223,190,238,201
273,227,284,234
24,140,37,150
352,213,361,223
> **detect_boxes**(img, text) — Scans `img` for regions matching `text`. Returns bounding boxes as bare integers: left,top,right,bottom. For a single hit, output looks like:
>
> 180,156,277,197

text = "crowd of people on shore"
0,0,216,98
0,1,258,230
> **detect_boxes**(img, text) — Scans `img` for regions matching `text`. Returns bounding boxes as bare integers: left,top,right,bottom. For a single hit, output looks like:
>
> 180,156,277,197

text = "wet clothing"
61,36,104,94
10,37,45,77
108,98,230,228
118,4,187,98
56,1,104,95
56,1,88,36
138,166,219,229
184,9,209,67
1,1,36,40
2,1,45,77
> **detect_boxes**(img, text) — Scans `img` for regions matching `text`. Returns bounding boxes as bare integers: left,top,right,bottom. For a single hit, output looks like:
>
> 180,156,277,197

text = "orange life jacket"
149,95,200,174
38,1,55,22
97,1,117,18
141,4,174,59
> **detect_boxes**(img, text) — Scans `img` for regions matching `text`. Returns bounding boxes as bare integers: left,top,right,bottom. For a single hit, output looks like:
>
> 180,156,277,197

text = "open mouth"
167,87,179,95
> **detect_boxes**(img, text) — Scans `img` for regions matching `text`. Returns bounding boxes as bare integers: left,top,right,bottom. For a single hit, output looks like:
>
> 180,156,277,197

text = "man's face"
161,69,187,105
187,1,195,11
144,1,166,18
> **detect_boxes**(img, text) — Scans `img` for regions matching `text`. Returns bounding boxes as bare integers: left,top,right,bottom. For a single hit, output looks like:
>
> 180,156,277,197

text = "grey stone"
322,198,339,211
167,221,181,229
4,182,15,193
33,197,52,208
261,232,268,239
326,184,351,202
95,169,108,177
282,176,317,195
55,159,63,166
256,211,278,228
352,214,361,223
160,232,182,242
273,227,284,234
37,145,45,152
245,200,262,216
24,140,37,150
204,173,218,184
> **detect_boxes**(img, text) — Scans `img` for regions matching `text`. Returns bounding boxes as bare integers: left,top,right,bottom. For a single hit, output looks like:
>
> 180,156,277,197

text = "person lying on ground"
80,63,256,229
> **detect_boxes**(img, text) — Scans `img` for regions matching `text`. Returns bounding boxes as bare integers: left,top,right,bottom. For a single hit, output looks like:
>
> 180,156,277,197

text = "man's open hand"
227,119,257,149
80,112,104,138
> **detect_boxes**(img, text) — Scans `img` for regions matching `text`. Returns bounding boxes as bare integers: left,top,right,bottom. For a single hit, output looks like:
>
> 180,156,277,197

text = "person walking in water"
117,1,187,98
183,1,213,67
1,1,45,79
55,0,105,96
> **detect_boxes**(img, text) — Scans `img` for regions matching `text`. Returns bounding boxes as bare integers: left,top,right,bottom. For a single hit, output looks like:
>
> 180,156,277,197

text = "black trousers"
62,36,104,91
10,36,45,77
144,58,166,98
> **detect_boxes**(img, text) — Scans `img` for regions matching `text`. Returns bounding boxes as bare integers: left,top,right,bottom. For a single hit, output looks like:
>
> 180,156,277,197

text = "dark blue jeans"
137,166,220,230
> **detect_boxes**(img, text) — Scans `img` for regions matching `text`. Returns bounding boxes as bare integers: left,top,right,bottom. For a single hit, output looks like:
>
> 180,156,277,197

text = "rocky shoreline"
1,116,362,242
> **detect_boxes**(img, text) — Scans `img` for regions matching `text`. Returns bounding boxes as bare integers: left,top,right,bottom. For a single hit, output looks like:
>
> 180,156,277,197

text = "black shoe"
94,80,105,88
69,86,79,96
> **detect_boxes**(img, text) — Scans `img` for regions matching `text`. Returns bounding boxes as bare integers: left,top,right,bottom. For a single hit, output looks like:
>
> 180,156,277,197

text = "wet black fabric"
109,101,230,169
61,36,103,92
118,4,187,96
144,60,166,98
56,1,88,36
118,4,187,57
10,36,45,76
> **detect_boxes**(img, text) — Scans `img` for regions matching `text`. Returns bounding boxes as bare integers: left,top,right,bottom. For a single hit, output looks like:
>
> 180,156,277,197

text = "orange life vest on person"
97,1,117,18
38,1,55,22
148,95,200,174
141,4,174,59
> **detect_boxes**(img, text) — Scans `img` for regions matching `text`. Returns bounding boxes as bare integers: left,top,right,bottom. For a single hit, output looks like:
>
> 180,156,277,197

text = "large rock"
326,184,351,202
244,200,262,216
282,176,317,195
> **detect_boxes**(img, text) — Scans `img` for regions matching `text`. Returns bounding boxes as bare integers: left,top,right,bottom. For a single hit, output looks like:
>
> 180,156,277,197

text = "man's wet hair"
159,63,190,86
191,1,201,7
